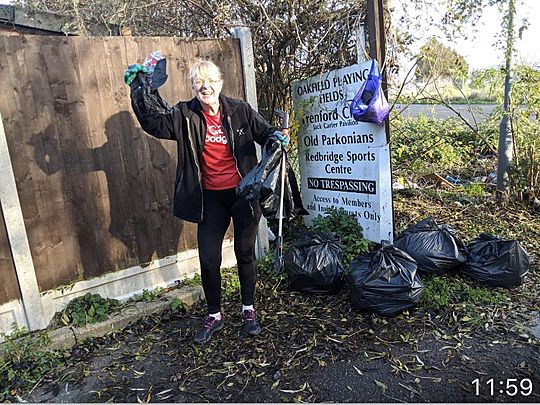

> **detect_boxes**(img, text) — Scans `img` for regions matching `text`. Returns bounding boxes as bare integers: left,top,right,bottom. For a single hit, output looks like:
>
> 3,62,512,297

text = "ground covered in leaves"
7,191,540,403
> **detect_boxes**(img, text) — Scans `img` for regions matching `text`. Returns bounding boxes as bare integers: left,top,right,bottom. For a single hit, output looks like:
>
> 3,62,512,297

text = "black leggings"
198,188,262,314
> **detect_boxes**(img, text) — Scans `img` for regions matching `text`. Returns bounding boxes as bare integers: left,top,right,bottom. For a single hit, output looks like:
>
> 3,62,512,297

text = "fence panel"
0,204,20,305
0,36,244,292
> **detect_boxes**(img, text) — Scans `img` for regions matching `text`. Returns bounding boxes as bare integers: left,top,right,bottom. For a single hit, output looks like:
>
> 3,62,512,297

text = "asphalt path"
393,103,497,122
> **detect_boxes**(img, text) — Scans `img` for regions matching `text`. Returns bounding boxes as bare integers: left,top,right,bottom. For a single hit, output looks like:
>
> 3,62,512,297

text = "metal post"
497,0,516,195
233,27,270,258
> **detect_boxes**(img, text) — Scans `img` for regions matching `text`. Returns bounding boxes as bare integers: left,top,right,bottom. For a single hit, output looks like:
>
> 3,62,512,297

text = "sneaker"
241,309,261,337
194,315,224,344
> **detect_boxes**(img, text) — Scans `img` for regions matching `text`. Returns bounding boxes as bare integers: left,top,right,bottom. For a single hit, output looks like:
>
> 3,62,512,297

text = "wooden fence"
0,205,19,304
0,35,252,332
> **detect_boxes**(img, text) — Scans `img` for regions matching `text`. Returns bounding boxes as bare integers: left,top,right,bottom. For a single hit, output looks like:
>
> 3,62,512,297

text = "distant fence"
0,35,253,334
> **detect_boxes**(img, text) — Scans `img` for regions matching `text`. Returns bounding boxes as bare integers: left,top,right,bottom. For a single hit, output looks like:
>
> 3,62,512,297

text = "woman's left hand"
273,130,289,147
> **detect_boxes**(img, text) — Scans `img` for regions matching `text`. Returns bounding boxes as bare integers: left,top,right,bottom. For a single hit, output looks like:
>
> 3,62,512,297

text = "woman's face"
192,73,223,111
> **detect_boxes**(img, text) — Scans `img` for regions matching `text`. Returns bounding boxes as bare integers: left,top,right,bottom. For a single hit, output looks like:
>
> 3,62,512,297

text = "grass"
420,274,507,310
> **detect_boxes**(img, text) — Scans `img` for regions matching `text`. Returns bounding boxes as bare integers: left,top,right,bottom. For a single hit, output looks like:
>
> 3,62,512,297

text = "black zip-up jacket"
130,74,277,223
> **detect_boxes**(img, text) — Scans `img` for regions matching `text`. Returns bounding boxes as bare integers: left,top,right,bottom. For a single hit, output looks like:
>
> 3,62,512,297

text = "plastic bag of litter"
284,231,345,294
458,233,529,288
393,217,466,277
236,139,307,221
349,59,390,124
347,242,424,316
143,50,168,89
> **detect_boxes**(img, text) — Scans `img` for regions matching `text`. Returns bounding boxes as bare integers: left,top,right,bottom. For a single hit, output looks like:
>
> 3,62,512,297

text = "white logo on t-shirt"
206,124,227,144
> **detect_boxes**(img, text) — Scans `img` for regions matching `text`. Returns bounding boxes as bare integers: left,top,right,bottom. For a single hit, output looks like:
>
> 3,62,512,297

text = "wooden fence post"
367,0,387,88
234,27,270,259
366,0,394,241
0,110,47,331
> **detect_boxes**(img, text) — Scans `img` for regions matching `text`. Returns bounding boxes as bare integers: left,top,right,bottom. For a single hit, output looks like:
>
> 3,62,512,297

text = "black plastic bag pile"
348,242,424,316
393,217,466,277
458,233,529,288
284,231,344,294
236,140,307,221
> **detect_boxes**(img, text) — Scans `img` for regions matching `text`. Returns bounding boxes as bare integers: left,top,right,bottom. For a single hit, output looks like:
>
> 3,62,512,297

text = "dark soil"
12,192,540,403
22,288,540,403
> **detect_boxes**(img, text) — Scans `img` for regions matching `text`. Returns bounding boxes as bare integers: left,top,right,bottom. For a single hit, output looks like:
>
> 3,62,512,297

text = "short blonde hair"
190,60,222,83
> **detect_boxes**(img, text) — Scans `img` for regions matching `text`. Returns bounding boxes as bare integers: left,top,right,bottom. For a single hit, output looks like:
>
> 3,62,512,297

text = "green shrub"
58,293,119,327
391,114,476,179
311,206,371,267
257,249,277,275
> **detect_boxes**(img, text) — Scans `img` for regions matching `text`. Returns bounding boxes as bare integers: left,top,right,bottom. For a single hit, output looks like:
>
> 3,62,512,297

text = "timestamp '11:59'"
472,378,533,396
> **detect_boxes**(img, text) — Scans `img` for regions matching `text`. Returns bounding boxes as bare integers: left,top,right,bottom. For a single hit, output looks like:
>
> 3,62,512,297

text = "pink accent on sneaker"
203,316,219,329
243,309,256,321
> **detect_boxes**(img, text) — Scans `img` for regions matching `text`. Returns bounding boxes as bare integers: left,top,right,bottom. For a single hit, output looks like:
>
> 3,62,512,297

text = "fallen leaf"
374,379,388,393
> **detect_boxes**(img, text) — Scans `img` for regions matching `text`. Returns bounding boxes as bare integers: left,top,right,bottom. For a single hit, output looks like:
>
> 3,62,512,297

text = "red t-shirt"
201,110,242,190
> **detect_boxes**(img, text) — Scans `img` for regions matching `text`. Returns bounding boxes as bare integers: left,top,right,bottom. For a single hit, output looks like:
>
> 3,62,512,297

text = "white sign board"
292,62,393,243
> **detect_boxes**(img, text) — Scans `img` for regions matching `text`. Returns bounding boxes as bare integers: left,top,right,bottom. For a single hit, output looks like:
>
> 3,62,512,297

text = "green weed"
0,324,66,397
170,298,186,313
182,273,202,287
311,206,371,267
462,182,487,198
137,287,165,303
257,250,276,276
57,293,120,327
256,250,288,286
420,274,506,310
222,267,241,299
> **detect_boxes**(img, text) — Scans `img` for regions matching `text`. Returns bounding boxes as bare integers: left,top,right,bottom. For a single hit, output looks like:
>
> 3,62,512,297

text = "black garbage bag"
237,139,308,220
348,243,424,316
284,231,344,294
393,217,466,277
458,233,529,288
130,73,172,116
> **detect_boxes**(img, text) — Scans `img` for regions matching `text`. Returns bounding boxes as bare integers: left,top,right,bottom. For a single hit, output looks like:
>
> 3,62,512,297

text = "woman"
128,59,287,344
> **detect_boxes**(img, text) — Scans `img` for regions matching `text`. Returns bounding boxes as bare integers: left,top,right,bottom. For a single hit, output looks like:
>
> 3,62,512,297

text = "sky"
451,0,540,69
391,0,540,71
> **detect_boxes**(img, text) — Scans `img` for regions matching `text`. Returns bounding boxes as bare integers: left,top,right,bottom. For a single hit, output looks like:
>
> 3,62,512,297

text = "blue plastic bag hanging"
349,60,389,124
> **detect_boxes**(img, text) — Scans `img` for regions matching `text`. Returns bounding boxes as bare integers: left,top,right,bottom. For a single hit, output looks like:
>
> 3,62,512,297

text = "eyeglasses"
193,78,222,86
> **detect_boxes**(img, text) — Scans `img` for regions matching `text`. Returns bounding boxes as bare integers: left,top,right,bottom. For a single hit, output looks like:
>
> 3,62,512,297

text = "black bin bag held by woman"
284,231,344,294
236,139,307,221
347,242,424,316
